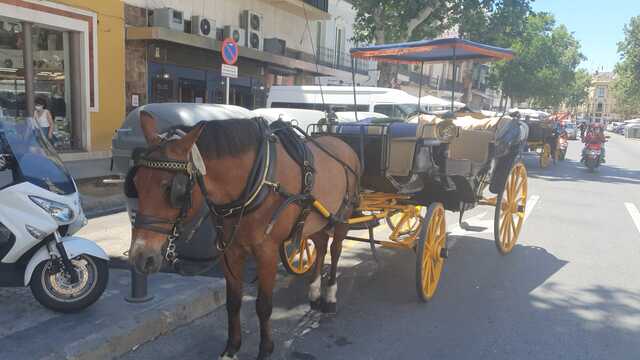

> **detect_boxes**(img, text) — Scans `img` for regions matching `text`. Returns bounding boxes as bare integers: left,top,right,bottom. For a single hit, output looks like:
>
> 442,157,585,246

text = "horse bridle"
131,119,275,265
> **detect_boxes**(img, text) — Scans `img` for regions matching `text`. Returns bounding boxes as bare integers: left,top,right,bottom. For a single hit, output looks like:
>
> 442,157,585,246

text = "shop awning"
350,38,514,64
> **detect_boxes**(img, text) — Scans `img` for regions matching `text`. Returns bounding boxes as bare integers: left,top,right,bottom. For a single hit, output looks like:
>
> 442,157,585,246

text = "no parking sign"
221,38,239,65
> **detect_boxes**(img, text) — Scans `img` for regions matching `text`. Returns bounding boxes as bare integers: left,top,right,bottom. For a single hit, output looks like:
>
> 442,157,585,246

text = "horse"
128,111,360,359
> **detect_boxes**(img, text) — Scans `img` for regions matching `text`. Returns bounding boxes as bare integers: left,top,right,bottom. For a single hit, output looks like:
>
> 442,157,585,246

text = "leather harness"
131,118,340,271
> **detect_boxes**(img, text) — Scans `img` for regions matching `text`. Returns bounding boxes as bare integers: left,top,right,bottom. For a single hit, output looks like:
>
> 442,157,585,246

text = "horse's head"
129,111,205,274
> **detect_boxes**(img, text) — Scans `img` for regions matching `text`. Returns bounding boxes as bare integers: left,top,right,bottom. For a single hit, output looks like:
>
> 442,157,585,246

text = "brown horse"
128,111,360,359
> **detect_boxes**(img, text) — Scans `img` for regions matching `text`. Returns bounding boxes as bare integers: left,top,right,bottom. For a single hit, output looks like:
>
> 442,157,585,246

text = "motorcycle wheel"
30,255,109,313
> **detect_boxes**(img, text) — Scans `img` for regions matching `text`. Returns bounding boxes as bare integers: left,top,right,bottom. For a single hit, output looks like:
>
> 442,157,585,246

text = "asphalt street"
120,134,640,360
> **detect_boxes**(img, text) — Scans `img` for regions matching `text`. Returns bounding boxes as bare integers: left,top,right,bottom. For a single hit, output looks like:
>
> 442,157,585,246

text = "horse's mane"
171,118,261,158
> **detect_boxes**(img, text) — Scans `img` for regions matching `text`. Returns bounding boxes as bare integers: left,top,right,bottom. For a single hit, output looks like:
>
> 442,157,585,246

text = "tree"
613,16,640,117
564,68,592,114
351,0,492,87
487,13,584,109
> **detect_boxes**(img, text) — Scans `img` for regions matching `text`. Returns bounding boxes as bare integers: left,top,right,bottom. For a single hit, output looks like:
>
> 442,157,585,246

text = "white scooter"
0,119,109,312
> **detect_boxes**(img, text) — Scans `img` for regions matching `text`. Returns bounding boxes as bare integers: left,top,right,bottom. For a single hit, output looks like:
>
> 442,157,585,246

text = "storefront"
0,0,124,157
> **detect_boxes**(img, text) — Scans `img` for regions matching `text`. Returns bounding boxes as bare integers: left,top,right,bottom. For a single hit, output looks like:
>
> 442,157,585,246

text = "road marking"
524,195,540,222
624,203,640,234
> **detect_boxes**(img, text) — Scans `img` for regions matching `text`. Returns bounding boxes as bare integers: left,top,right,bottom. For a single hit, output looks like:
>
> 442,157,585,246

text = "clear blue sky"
532,0,640,72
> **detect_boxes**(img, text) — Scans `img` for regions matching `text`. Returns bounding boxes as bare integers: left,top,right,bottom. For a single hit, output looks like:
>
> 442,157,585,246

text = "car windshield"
0,119,75,195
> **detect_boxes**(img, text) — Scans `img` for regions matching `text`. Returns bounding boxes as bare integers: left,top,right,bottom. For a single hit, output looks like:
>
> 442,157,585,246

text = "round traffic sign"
221,38,239,65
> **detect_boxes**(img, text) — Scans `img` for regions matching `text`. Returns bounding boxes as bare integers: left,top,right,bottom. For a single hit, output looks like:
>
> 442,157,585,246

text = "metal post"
351,57,358,122
451,45,457,112
225,77,230,104
125,268,154,303
418,61,424,110
22,22,34,118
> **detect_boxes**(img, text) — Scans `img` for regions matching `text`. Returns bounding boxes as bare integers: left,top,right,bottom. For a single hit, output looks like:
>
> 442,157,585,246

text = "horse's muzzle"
130,246,163,274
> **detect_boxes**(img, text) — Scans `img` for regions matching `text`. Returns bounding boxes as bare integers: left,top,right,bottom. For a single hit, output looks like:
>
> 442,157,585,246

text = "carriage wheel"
539,144,552,168
386,206,422,236
280,238,317,275
416,203,447,302
494,162,528,254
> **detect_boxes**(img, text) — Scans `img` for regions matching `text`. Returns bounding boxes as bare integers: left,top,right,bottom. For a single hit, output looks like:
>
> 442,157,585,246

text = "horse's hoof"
309,299,322,311
322,301,337,314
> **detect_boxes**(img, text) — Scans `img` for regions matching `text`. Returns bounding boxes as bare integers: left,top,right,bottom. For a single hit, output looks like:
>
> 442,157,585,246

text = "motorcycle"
581,142,602,172
0,119,109,312
558,135,568,161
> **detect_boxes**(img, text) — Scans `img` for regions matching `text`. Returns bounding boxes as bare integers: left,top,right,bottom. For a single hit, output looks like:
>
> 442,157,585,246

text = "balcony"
263,0,330,20
315,46,376,75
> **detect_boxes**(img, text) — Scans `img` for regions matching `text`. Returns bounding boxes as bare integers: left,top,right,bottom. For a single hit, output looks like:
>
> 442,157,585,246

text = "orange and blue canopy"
350,38,514,64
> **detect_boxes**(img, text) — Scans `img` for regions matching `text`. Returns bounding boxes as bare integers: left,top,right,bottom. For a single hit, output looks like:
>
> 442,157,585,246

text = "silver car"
564,123,577,140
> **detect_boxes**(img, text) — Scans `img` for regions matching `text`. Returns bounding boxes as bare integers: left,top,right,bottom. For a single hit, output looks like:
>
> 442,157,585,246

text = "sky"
532,0,640,72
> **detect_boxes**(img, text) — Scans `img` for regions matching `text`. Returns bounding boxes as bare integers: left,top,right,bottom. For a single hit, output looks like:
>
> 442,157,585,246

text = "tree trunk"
377,62,398,88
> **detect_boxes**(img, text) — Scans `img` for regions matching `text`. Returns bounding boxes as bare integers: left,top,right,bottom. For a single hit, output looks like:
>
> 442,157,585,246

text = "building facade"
123,0,372,113
0,0,125,160
580,71,619,124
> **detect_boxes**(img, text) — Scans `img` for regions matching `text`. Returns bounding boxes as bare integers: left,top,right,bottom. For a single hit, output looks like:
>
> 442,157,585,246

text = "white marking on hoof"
309,276,321,301
325,283,338,303
219,355,238,360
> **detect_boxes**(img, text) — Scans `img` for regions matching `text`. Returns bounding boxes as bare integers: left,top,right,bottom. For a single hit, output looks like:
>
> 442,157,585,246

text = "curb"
65,277,226,360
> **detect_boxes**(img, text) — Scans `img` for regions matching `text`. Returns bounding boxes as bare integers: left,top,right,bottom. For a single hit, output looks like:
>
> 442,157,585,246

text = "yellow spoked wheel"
494,162,528,254
416,203,447,302
539,143,552,168
386,206,422,237
279,238,316,275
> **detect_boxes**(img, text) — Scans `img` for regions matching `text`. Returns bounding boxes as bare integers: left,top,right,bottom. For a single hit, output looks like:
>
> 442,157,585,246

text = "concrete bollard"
125,268,154,303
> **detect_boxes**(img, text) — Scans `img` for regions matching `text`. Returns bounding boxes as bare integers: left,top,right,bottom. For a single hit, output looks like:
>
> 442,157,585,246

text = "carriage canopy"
350,38,514,64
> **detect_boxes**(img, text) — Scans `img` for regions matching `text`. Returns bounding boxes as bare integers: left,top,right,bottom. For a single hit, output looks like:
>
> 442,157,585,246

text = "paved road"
121,134,640,360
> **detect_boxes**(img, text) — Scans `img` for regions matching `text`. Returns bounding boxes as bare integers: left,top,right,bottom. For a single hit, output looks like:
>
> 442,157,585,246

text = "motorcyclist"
578,122,587,139
582,124,606,163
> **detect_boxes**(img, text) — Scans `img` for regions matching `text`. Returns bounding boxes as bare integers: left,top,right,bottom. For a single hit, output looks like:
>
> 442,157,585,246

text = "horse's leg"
220,248,246,360
308,232,329,311
254,243,278,360
324,223,349,314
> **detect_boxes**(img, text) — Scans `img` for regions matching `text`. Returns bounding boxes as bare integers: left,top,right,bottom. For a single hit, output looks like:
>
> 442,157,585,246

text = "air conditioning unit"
151,8,184,32
223,26,246,47
191,16,216,38
241,10,263,51
263,38,286,55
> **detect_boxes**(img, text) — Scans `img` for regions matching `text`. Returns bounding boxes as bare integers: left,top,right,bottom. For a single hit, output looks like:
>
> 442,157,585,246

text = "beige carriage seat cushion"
414,114,448,139
448,129,494,163
386,122,421,177
453,116,513,134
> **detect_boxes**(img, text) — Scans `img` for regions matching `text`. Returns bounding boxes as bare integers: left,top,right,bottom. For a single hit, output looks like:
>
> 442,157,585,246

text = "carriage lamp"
436,122,458,142
29,196,74,224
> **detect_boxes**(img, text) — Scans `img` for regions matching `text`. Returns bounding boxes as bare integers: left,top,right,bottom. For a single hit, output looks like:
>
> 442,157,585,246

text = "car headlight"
29,196,74,223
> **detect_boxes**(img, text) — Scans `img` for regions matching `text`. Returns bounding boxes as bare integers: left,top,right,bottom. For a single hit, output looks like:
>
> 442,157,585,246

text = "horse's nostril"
143,256,156,272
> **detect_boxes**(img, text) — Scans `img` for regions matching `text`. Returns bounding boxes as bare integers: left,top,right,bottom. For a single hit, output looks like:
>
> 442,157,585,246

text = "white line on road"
524,195,540,222
624,202,640,234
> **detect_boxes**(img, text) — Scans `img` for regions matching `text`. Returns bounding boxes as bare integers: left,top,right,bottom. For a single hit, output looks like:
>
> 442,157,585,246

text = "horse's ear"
174,123,205,154
140,110,161,146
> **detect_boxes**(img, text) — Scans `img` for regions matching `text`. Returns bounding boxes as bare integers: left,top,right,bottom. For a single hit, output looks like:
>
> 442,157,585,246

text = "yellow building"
580,71,619,124
0,0,125,174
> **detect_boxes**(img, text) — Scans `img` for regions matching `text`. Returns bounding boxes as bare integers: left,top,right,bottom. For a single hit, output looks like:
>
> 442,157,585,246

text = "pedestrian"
34,97,54,142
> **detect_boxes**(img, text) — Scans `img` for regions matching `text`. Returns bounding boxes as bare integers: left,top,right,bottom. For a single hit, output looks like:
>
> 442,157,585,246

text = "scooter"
0,119,109,312
581,142,602,172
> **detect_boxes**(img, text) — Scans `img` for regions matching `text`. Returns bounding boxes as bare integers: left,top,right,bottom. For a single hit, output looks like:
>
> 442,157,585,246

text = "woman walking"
34,97,54,141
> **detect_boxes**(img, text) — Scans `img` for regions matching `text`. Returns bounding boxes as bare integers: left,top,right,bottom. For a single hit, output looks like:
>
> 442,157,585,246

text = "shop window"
0,18,26,120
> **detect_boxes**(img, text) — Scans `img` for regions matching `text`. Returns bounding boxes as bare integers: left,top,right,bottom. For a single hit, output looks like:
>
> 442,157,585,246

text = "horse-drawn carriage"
275,39,529,301
516,109,556,168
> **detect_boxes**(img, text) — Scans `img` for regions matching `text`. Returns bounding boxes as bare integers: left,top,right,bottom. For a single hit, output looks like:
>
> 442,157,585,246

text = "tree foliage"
564,68,592,112
487,13,584,108
613,16,640,117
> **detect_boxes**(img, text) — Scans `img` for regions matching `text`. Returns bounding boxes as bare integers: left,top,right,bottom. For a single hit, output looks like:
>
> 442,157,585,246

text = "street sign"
221,38,239,65
221,64,238,78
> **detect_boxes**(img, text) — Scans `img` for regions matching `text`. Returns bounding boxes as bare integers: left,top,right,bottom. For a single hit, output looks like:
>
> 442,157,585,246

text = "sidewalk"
0,270,226,360
77,177,127,219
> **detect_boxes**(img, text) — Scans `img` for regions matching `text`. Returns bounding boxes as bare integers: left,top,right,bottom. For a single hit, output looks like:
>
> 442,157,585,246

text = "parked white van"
266,86,421,119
